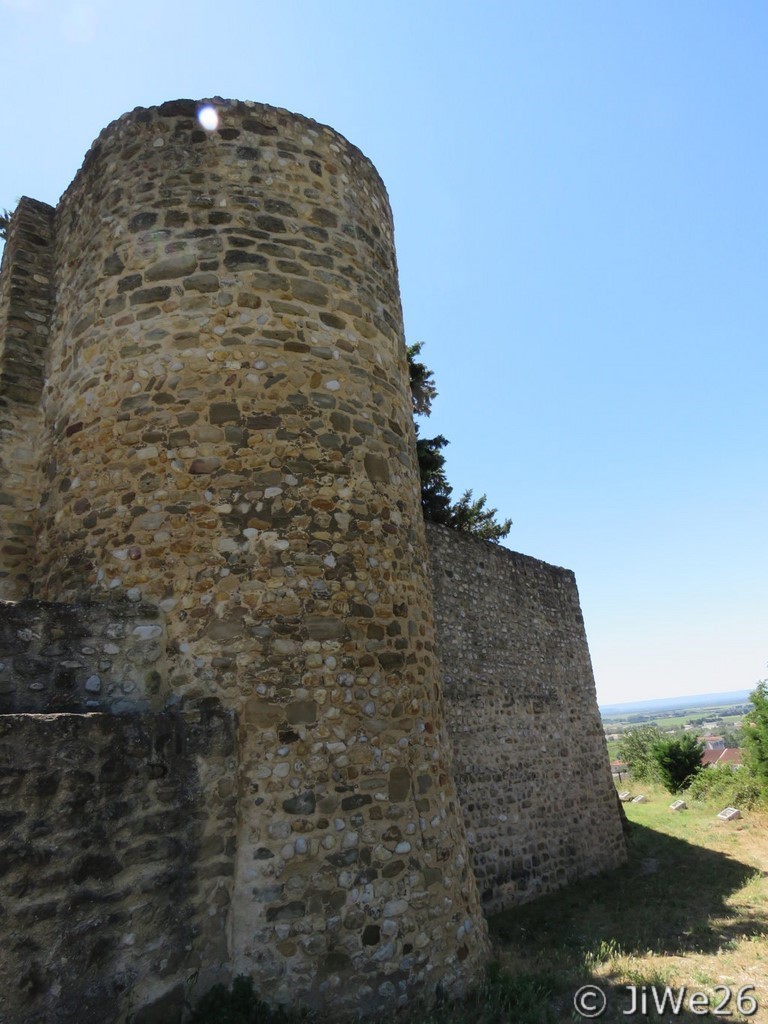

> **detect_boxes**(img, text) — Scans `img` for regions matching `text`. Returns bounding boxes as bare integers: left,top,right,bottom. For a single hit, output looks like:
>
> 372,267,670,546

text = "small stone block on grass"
717,806,741,821
670,799,687,811
632,795,648,804
618,791,632,802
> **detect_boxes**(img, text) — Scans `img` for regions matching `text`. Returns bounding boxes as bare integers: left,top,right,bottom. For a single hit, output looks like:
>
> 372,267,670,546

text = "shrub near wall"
687,763,764,809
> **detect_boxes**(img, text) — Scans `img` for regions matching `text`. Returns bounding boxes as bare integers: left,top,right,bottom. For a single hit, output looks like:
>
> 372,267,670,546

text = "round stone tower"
35,100,487,1014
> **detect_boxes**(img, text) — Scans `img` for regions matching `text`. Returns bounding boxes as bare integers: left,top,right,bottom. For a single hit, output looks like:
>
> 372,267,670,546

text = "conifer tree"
651,734,704,794
407,342,511,542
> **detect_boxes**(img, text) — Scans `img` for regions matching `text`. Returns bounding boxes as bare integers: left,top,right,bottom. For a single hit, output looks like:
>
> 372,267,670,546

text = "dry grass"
489,785,768,1022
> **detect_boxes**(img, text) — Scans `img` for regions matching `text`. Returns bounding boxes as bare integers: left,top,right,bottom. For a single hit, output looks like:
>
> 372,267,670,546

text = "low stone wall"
426,523,626,912
0,706,236,1024
0,598,169,713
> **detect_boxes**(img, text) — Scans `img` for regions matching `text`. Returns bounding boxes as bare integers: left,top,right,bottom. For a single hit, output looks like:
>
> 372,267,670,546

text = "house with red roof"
700,747,742,767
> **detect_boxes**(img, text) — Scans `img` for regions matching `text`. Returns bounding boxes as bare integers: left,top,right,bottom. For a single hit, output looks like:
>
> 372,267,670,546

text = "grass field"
625,711,748,731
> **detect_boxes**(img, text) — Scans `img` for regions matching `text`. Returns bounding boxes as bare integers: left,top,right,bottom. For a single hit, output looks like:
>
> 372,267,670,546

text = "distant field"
651,713,702,729
649,710,747,730
602,701,752,734
600,690,752,717
602,700,752,762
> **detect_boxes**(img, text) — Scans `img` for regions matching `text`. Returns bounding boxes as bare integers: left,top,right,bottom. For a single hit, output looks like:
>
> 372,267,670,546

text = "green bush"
743,680,768,795
617,725,664,783
651,734,704,793
686,761,764,809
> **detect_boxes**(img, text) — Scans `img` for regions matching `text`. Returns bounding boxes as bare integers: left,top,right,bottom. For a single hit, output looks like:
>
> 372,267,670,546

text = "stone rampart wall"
0,100,489,1019
0,706,236,1024
426,523,626,913
0,98,627,1020
0,198,54,600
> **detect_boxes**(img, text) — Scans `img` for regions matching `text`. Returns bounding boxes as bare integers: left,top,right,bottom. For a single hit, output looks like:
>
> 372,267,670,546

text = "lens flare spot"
198,105,219,132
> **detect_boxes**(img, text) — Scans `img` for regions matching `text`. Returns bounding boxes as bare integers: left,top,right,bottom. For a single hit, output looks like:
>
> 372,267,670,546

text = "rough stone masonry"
0,99,625,1023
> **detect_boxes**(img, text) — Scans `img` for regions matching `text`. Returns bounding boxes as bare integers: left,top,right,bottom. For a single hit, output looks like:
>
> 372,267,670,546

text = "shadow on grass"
486,821,766,1022
490,822,766,957
187,825,766,1024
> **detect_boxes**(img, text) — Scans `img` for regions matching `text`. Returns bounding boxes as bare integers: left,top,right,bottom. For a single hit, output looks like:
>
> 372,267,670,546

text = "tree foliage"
407,341,438,418
449,489,512,542
0,209,10,241
415,429,452,525
719,727,741,749
407,342,512,542
617,725,664,783
651,734,704,794
743,679,768,794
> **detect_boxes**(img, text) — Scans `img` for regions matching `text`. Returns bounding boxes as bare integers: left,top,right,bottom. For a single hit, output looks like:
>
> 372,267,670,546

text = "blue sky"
1,0,766,705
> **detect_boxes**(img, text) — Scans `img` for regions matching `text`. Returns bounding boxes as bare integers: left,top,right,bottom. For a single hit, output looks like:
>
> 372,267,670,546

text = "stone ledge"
0,706,236,1024
0,597,169,713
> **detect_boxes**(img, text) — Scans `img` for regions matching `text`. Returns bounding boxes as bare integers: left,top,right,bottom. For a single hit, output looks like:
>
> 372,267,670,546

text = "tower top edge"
59,97,390,210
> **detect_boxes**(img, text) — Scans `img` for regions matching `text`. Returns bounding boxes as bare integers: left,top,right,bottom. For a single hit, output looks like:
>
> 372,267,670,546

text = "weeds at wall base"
186,966,557,1024
188,975,297,1024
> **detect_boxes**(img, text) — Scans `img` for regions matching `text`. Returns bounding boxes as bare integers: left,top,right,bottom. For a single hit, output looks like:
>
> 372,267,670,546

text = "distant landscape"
601,689,754,761
600,689,752,717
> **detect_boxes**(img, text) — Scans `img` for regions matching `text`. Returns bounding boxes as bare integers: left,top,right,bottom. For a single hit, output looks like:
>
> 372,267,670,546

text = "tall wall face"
0,198,55,600
426,523,626,913
0,98,626,1020
1,100,488,1017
